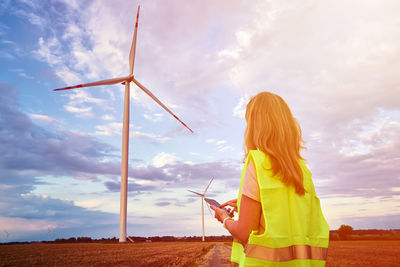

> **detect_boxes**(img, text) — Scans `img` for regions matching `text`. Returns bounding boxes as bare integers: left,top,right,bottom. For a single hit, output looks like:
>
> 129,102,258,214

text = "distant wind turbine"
4,230,9,243
187,178,213,241
53,5,193,242
47,227,52,242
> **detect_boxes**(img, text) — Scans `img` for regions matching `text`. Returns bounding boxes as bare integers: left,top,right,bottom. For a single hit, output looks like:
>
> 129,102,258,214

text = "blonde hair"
244,92,306,195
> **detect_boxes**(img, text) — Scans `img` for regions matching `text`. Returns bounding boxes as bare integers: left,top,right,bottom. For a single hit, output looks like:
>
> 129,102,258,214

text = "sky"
0,0,399,242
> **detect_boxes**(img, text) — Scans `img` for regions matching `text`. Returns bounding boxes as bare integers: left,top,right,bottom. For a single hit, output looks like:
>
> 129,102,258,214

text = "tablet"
204,198,233,217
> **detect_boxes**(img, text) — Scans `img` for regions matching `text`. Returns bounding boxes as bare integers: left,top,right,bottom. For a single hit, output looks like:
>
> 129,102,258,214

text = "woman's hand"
220,199,238,215
210,205,230,223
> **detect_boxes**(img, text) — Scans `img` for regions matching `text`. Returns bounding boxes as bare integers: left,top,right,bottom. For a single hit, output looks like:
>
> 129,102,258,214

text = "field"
0,242,215,267
1,240,399,266
326,240,400,267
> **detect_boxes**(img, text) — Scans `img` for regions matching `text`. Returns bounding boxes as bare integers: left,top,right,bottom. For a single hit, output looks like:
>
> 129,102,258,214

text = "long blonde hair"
244,92,306,195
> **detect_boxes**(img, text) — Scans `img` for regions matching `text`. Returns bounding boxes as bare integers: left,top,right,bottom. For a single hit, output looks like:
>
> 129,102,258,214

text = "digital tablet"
204,198,234,217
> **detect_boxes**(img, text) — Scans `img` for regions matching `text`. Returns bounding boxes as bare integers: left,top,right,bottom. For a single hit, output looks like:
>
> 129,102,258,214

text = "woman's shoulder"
248,150,271,168
248,150,268,161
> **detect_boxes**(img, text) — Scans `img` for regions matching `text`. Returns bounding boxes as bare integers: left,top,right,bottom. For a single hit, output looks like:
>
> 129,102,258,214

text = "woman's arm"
211,194,261,246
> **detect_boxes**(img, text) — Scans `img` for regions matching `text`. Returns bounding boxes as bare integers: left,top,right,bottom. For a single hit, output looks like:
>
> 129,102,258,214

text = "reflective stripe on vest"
245,244,328,262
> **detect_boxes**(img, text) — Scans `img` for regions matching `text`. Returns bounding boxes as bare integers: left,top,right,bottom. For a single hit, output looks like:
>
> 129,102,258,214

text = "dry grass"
326,240,400,267
0,242,215,267
1,240,399,266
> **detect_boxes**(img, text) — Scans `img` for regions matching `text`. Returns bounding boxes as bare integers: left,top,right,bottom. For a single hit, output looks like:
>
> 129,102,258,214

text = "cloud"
95,122,123,136
232,95,250,118
143,113,164,122
101,114,115,121
94,122,172,143
30,113,62,125
130,160,241,188
0,189,118,242
64,105,93,117
104,181,156,193
28,0,250,122
304,110,400,199
155,201,171,207
332,214,400,230
35,37,64,67
131,131,172,143
2,0,400,239
0,82,119,179
8,68,33,79
206,138,235,153
152,152,180,168
154,198,190,207
0,82,126,241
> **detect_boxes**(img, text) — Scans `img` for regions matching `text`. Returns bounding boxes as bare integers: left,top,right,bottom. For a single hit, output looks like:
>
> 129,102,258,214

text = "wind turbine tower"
53,5,193,242
188,178,213,241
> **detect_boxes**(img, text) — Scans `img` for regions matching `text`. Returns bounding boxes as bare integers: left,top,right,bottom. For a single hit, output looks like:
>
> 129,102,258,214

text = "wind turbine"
187,178,213,241
47,227,52,242
4,230,9,243
53,5,193,242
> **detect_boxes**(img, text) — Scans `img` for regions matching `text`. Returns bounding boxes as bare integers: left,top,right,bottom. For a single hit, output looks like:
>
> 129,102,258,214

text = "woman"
211,92,329,266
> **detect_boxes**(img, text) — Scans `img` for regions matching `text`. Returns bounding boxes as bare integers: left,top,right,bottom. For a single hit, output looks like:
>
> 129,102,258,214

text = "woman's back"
232,150,329,266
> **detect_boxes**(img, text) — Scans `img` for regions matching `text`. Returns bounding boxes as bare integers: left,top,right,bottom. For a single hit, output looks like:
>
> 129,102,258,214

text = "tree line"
330,225,400,240
2,226,400,244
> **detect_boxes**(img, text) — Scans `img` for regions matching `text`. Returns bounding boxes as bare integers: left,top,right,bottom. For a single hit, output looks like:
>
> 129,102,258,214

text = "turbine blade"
129,5,140,75
187,190,203,197
132,78,194,133
203,177,213,195
53,76,131,91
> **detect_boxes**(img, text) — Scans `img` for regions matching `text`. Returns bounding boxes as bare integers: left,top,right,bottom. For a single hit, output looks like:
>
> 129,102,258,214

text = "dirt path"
200,243,231,267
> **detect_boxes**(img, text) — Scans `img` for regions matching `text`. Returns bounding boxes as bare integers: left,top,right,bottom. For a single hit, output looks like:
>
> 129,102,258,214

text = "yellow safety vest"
231,150,329,266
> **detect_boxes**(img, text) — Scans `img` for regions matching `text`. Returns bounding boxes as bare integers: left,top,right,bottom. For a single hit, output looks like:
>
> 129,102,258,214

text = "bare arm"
211,194,261,246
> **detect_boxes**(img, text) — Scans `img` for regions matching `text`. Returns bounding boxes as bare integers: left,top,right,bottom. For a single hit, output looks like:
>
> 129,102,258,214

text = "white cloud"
233,95,250,118
0,216,56,232
143,113,164,122
60,88,113,119
35,37,63,66
131,131,171,143
95,122,122,136
94,122,171,143
64,105,93,118
74,199,105,210
152,152,180,168
29,114,60,124
101,114,115,121
26,12,46,27
8,68,33,79
63,0,79,10
67,90,105,106
54,66,81,85
218,145,235,153
236,29,253,48
216,140,227,146
206,139,235,153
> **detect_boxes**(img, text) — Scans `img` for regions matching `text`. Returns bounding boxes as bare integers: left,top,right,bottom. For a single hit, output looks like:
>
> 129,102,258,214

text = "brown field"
1,240,399,267
0,242,215,267
223,240,400,266
326,240,400,267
